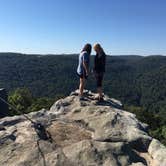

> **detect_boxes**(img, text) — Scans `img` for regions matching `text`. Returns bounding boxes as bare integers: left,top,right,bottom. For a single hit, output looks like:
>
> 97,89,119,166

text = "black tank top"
94,52,106,73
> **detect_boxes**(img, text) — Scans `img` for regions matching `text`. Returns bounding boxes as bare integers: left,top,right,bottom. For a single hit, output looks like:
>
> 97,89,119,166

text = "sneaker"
99,97,104,102
93,96,100,100
79,96,84,101
94,96,104,101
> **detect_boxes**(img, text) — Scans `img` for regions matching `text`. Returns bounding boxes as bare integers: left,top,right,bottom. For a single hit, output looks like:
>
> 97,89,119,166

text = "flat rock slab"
47,121,92,147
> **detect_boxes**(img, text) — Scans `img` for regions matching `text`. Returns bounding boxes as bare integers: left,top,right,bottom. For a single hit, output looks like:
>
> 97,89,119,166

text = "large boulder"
148,139,166,166
0,88,9,118
0,90,165,166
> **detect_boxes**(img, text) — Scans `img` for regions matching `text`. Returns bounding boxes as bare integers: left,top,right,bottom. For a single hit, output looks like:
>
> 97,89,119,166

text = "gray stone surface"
148,139,166,166
0,90,165,166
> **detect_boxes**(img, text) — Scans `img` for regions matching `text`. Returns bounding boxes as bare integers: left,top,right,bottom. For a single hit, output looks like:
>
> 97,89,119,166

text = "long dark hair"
81,43,92,55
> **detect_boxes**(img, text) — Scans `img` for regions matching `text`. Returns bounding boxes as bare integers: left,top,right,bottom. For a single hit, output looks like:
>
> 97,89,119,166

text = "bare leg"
79,78,85,97
97,87,103,98
96,73,104,99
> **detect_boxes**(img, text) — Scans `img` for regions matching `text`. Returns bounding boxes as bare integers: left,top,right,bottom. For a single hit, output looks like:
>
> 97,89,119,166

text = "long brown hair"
94,43,105,55
81,43,92,55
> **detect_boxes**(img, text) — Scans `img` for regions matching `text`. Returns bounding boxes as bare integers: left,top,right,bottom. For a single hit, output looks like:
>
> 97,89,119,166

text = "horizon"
0,51,165,57
0,0,166,55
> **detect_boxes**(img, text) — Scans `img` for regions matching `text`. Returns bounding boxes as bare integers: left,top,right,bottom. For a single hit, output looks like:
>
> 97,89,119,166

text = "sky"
0,0,166,55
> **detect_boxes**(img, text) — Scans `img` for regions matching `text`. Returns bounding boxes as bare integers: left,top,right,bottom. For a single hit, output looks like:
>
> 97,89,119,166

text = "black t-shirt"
94,52,106,73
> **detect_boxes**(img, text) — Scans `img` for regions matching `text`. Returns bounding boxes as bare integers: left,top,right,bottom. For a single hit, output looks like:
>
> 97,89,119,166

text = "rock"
130,163,146,166
0,88,9,117
148,139,166,166
0,90,165,166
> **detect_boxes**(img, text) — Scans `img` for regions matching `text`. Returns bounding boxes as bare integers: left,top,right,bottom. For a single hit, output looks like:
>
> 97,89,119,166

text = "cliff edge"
0,90,166,166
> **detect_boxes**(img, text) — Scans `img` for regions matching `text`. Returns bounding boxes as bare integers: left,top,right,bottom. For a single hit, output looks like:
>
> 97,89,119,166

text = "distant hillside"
1,52,166,145
0,53,166,112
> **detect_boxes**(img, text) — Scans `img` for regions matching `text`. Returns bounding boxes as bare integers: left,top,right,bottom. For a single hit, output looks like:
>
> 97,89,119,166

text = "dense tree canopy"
0,53,166,144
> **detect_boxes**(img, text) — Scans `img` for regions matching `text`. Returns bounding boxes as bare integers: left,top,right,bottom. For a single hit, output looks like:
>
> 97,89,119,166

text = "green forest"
0,53,166,145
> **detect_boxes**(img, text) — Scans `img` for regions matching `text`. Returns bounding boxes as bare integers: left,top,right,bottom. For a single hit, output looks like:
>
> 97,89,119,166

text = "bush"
8,88,33,115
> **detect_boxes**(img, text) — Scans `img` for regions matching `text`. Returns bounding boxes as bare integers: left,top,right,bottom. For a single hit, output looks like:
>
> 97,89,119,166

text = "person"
93,43,106,101
77,43,92,100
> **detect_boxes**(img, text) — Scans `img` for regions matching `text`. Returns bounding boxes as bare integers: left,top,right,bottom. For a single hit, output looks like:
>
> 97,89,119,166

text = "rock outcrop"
0,88,9,117
0,90,166,166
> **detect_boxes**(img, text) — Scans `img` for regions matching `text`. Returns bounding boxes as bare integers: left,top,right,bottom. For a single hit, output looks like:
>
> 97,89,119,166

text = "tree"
26,97,54,112
8,88,33,115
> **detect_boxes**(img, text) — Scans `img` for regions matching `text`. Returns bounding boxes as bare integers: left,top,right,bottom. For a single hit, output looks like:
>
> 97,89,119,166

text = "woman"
93,43,106,101
77,43,92,100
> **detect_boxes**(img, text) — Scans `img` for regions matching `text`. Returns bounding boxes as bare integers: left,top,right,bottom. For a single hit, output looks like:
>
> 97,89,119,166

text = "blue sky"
0,0,166,55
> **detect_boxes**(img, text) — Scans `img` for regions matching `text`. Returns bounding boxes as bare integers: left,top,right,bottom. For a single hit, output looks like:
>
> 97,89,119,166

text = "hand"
85,74,88,79
86,70,89,76
85,72,88,79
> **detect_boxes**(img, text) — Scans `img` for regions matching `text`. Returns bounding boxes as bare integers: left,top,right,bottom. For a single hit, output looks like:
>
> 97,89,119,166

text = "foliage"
125,105,166,145
0,53,166,145
8,88,33,115
26,97,55,113
8,88,56,115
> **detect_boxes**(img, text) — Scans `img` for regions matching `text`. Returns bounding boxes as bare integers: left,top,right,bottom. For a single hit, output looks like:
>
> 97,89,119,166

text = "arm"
82,53,89,75
103,55,106,66
102,54,106,72
83,61,89,75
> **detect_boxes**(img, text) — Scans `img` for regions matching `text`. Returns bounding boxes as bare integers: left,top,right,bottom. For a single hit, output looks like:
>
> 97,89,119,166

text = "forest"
0,52,166,145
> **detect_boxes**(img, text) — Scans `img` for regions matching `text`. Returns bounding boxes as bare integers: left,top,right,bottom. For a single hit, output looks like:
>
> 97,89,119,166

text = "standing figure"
77,43,92,100
93,43,106,101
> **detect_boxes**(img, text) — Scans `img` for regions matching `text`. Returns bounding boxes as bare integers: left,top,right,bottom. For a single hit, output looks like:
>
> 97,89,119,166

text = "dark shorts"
94,72,104,87
77,73,88,79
